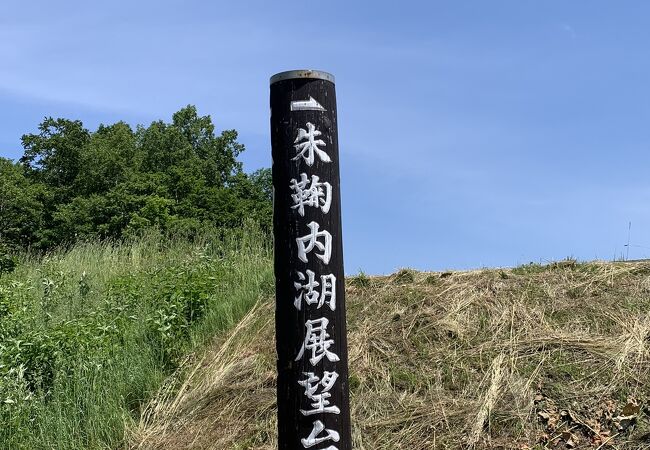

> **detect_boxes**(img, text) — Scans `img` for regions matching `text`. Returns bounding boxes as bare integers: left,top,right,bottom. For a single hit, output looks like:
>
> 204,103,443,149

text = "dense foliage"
0,107,274,448
0,226,273,449
0,106,271,252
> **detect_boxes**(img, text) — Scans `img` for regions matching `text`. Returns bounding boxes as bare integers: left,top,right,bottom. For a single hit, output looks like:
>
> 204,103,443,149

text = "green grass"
0,222,273,449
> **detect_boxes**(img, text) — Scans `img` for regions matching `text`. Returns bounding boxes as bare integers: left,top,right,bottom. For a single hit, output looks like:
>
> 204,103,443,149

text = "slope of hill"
0,225,272,449
131,261,650,449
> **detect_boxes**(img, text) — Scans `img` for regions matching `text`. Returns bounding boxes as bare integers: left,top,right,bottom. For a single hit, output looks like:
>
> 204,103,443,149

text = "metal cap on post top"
270,69,335,85
270,70,351,450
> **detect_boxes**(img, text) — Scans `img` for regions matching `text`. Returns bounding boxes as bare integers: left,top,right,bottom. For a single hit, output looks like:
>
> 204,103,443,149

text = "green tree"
4,106,272,250
0,158,46,248
20,118,90,195
171,106,243,187
75,122,136,196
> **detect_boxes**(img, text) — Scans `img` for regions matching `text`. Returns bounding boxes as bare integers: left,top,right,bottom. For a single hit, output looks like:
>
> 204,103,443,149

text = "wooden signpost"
270,70,352,450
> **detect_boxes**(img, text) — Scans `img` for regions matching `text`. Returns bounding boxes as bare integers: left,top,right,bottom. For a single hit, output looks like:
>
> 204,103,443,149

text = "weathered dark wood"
270,70,351,450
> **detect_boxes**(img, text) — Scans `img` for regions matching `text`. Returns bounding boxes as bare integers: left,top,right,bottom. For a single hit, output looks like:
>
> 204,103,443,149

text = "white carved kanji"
294,270,336,311
293,122,331,166
289,173,332,216
296,222,332,264
301,420,340,448
298,371,340,416
294,269,319,310
295,317,340,366
319,273,336,310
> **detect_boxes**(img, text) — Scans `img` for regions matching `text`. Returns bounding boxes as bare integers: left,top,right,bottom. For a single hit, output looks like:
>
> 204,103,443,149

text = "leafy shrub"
0,244,16,275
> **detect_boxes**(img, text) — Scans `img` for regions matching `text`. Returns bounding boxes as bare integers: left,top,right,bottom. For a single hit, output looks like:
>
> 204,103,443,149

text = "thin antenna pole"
626,221,632,261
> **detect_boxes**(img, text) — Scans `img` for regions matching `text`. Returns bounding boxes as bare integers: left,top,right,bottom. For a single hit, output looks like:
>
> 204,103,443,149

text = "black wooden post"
270,70,351,450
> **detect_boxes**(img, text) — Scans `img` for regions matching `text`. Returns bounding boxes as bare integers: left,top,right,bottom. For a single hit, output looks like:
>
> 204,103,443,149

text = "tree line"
0,105,272,252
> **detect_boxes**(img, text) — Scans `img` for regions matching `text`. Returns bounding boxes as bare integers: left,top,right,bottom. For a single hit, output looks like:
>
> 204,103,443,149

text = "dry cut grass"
130,260,650,449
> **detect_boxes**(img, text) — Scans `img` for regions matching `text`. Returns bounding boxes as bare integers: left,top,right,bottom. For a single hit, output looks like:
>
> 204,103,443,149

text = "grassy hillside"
132,261,650,449
0,224,273,449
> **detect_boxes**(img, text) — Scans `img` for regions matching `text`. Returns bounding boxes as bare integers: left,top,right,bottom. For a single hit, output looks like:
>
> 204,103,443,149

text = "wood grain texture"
270,74,351,450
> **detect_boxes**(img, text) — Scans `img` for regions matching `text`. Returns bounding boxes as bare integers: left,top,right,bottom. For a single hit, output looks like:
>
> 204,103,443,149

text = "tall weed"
0,222,272,449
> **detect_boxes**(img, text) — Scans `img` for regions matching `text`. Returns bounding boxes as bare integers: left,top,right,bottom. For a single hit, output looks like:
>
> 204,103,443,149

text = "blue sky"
2,1,650,274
